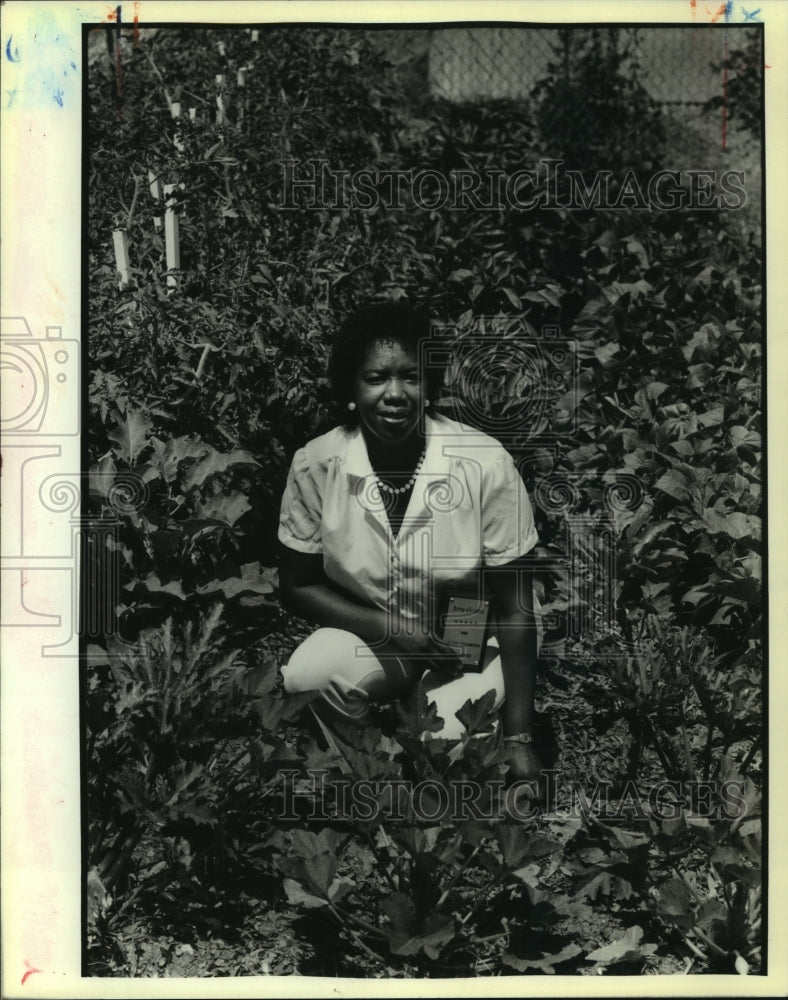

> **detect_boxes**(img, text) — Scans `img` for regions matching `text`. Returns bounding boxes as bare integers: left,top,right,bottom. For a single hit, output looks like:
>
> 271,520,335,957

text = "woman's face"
353,339,425,443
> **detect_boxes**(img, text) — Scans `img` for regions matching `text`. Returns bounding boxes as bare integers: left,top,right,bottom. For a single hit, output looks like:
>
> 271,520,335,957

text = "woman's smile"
379,410,409,425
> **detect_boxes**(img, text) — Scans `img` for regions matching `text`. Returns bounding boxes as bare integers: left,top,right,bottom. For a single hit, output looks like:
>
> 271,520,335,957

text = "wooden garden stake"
237,67,246,87
164,184,180,289
112,229,130,288
148,169,163,229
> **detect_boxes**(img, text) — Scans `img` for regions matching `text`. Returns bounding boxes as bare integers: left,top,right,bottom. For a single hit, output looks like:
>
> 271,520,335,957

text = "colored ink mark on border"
111,5,123,111
708,3,730,23
6,36,21,62
721,32,728,151
742,6,761,21
21,961,42,986
691,0,734,21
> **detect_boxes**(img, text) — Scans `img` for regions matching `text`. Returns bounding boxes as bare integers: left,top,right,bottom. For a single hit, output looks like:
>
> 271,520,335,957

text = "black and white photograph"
1,1,783,995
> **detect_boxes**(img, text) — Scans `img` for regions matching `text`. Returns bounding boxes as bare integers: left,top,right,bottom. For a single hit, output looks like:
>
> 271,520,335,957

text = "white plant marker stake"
236,67,247,122
171,101,184,151
216,74,225,124
251,29,259,42
112,229,130,287
189,107,197,120
164,184,180,288
149,169,163,229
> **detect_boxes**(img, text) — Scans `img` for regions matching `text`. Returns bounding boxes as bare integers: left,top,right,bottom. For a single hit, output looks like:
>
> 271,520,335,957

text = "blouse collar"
344,413,453,482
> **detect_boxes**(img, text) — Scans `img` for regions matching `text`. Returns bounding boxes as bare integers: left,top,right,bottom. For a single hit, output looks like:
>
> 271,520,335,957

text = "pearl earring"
347,402,357,411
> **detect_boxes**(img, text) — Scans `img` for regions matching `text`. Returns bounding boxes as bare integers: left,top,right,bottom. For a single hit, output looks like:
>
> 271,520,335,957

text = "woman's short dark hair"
328,301,446,427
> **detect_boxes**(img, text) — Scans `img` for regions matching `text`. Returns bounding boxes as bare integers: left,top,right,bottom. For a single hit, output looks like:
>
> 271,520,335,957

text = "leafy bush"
530,28,666,174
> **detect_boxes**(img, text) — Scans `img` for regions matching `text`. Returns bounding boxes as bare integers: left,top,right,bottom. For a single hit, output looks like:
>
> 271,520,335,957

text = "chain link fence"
369,25,761,171
91,22,762,226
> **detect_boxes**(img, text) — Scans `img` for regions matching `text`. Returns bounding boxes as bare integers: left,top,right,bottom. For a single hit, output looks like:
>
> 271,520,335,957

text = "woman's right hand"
383,624,463,678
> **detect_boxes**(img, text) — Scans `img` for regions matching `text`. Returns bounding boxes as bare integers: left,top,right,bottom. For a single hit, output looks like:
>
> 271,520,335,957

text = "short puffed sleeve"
278,448,324,554
480,449,538,565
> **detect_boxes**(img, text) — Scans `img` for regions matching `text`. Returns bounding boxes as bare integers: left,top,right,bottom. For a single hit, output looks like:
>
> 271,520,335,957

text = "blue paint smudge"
742,6,761,21
724,0,734,20
6,36,21,62
5,11,80,111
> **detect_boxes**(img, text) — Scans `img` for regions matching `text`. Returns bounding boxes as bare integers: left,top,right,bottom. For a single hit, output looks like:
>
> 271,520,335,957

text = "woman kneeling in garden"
278,302,543,784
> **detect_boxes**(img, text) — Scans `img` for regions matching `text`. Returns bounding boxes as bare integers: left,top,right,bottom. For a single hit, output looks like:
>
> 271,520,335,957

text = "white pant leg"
421,637,505,740
281,627,416,724
422,594,544,740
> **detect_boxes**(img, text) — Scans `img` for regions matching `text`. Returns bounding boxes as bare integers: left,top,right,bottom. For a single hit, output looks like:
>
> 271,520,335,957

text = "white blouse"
278,414,538,630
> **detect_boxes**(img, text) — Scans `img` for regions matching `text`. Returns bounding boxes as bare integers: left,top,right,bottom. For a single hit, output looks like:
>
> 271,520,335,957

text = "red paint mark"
114,5,123,112
722,34,728,151
21,961,42,986
105,7,118,20
706,2,728,22
765,64,771,69
133,1,140,49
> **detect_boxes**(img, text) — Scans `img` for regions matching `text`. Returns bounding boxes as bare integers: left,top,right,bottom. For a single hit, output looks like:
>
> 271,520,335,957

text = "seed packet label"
441,595,491,672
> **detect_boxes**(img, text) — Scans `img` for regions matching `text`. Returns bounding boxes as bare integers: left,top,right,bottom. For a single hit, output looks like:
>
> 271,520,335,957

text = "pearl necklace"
375,448,426,496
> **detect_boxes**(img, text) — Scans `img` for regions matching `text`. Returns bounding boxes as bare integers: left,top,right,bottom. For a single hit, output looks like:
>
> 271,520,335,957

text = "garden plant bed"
85,23,763,981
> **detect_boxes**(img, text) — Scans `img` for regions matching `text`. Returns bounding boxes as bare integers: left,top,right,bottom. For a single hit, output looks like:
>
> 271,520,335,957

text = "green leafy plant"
276,688,580,976
530,28,666,174
85,612,318,967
